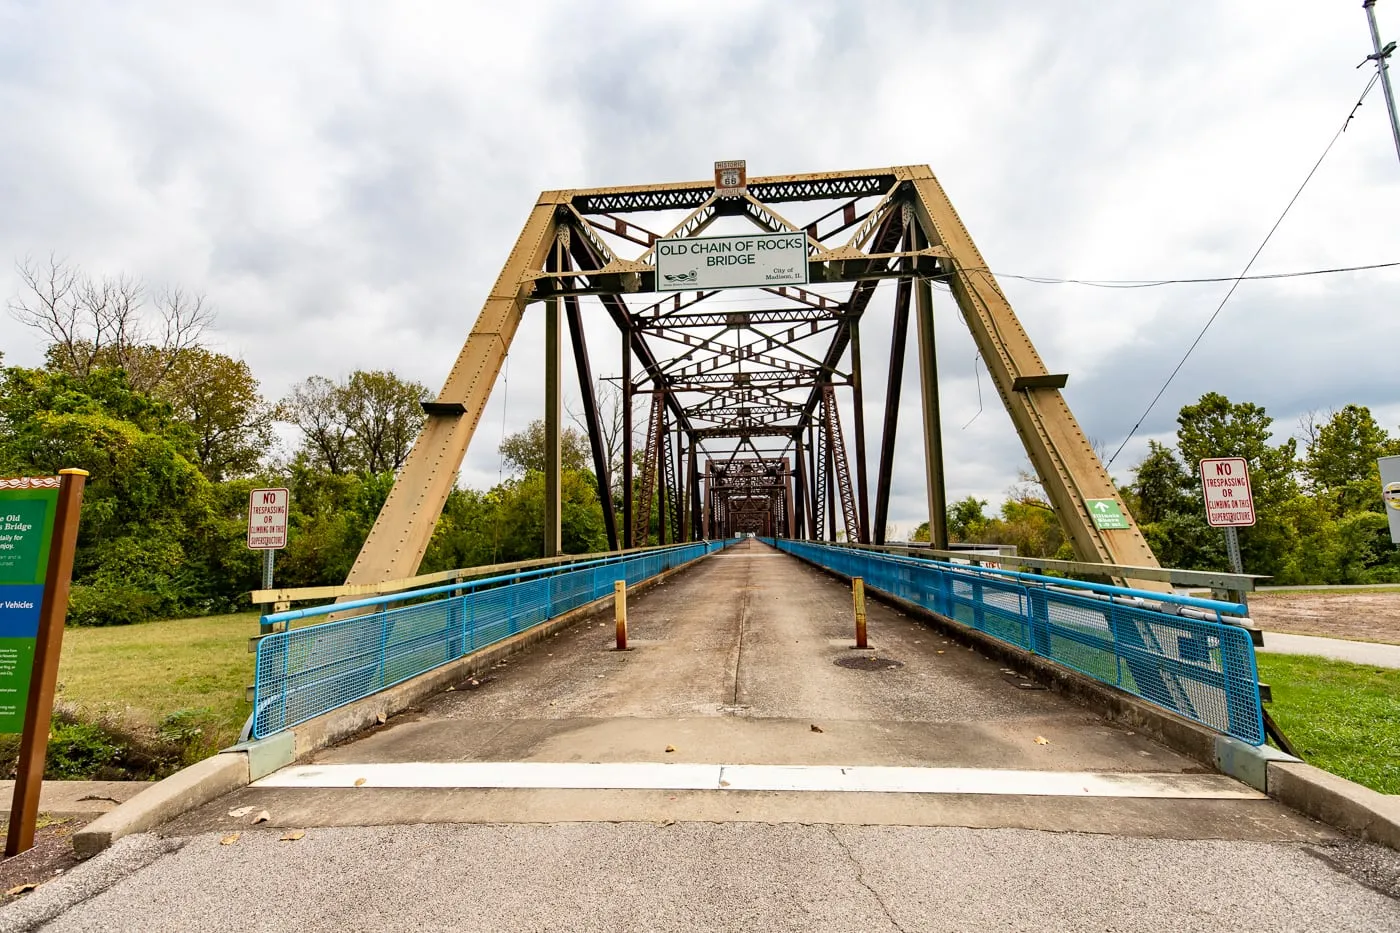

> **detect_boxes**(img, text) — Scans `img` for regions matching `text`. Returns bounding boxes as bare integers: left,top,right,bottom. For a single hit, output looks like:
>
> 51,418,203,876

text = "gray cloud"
2,1,1397,534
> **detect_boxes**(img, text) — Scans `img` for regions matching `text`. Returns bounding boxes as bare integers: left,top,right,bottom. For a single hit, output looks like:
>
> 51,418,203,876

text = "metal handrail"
259,540,719,628
814,540,1266,593
251,539,701,607
843,548,1249,618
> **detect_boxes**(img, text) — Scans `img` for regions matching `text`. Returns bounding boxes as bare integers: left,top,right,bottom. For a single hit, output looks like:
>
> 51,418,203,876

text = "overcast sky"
3,2,1399,536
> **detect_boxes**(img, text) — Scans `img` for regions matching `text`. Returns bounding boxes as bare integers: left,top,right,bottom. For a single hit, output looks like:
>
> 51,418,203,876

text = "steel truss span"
345,165,1165,589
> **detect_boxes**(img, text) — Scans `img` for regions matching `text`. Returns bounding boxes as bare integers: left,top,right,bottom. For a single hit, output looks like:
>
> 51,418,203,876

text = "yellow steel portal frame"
344,166,1163,589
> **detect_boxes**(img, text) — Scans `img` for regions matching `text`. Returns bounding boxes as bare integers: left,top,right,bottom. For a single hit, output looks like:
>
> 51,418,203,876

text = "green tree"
341,370,428,473
1303,405,1398,516
498,419,591,475
1176,392,1298,505
280,376,354,474
1174,392,1301,577
280,370,428,475
946,496,988,542
1132,441,1194,524
983,497,1066,558
0,366,218,623
154,348,274,482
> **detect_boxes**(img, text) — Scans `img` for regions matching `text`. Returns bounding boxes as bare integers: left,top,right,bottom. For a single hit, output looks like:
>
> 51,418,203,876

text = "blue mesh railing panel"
775,540,1264,745
253,540,730,738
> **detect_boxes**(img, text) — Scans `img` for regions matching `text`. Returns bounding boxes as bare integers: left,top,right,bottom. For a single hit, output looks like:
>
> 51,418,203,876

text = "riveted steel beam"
345,194,561,584
902,166,1164,586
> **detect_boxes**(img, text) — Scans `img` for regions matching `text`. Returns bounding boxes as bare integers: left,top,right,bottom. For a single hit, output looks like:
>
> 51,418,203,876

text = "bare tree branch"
9,255,216,393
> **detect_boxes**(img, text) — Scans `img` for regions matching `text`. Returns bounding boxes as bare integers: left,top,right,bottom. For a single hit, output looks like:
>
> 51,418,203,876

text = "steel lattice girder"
345,165,1164,589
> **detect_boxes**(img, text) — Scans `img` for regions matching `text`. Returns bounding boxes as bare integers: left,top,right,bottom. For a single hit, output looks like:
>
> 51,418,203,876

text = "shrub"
66,584,162,627
45,720,123,779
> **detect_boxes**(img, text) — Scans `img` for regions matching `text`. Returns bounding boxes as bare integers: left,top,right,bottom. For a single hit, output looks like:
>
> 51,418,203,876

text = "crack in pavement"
730,549,753,709
825,825,909,933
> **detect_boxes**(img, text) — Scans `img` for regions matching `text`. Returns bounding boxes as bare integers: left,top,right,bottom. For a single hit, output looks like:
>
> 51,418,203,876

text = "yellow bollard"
614,580,628,650
853,577,868,649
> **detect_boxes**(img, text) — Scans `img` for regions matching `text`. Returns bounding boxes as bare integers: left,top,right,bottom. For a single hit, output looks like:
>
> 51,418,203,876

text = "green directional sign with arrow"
1085,498,1130,530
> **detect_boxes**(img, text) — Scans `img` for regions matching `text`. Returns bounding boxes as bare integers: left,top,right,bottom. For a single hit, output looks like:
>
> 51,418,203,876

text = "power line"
976,259,1400,288
1104,73,1380,468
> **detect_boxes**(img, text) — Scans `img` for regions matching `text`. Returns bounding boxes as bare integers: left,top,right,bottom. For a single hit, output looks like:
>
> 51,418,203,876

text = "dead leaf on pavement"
280,830,306,842
1034,736,1050,745
252,810,271,824
810,724,824,733
375,712,387,725
354,777,367,787
659,819,676,827
227,806,255,818
664,745,676,753
936,650,945,655
6,883,37,896
220,833,241,846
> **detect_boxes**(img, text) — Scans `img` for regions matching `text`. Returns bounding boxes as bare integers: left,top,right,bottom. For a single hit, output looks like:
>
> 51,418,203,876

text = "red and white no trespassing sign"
247,487,289,550
1199,458,1255,528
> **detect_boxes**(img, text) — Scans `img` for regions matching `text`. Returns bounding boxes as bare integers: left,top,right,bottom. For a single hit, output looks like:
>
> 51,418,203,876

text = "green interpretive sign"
0,480,60,733
1085,498,1130,531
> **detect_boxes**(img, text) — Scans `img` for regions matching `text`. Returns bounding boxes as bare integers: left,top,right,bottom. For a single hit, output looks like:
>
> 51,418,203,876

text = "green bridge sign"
1085,498,1130,531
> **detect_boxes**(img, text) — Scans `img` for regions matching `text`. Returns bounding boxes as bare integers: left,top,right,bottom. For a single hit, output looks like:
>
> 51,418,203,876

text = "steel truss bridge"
344,164,1165,588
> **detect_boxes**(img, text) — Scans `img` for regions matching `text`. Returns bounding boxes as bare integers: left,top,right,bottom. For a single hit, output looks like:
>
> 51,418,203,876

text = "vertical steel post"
7,469,86,857
702,463,711,538
913,228,949,550
1364,0,1400,166
849,318,872,543
1224,526,1244,576
825,432,837,541
687,441,700,541
621,333,634,550
566,296,618,551
874,274,913,544
785,458,796,539
808,423,819,539
793,435,807,539
262,548,274,591
544,296,562,557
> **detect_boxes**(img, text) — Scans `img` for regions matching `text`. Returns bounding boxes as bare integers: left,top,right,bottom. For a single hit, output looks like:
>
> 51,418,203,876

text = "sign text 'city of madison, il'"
655,232,809,292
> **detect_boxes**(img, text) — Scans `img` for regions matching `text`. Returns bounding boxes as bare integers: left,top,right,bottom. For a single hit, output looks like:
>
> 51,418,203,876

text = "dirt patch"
1248,592,1400,645
0,818,82,903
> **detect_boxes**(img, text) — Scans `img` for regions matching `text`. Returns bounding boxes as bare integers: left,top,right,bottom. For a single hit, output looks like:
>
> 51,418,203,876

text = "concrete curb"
787,550,1400,851
1267,761,1400,850
72,753,249,858
68,552,718,856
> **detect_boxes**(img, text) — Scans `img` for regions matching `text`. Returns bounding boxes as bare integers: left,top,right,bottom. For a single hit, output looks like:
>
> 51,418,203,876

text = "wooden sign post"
3,470,86,858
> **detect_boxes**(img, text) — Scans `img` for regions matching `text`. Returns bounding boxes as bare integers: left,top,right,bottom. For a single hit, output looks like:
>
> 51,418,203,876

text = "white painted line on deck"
252,762,1264,799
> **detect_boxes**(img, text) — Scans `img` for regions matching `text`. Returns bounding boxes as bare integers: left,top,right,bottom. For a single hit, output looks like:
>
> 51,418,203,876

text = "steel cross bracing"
633,392,665,547
820,384,860,543
346,165,1168,592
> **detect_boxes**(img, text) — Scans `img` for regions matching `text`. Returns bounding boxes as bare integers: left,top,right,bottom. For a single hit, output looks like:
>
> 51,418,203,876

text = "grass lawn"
1256,653,1400,794
56,612,258,752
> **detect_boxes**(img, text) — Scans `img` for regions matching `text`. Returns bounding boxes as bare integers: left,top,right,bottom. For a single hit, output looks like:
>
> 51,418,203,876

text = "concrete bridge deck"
12,541,1400,932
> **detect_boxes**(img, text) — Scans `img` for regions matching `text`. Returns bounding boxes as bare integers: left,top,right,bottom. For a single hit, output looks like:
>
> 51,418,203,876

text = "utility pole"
1364,0,1400,166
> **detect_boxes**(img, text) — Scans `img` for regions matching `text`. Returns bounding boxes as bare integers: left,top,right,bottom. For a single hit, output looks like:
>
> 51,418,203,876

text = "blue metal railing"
775,540,1265,745
251,540,733,739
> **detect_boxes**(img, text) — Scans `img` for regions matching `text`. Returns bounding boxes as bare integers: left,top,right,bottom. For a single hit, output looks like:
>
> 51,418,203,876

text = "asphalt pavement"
4,824,1397,932
1260,631,1400,668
